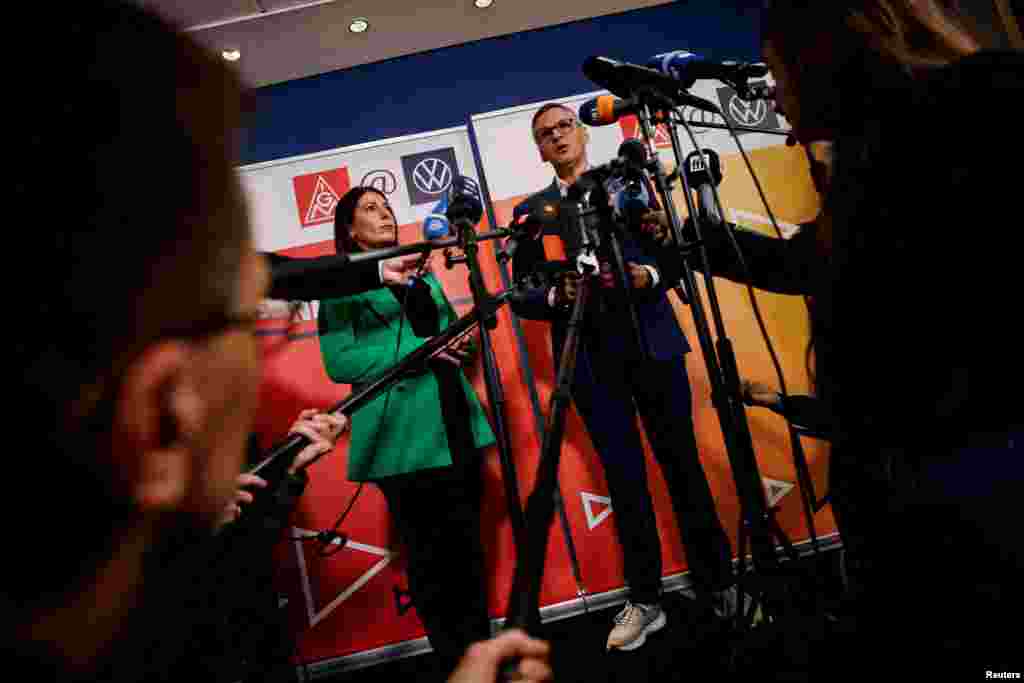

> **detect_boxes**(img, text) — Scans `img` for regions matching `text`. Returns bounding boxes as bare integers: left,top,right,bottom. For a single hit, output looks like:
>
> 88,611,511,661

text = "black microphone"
683,149,724,226
500,201,560,264
647,50,769,91
617,138,649,167
740,82,775,102
446,175,484,228
582,56,720,115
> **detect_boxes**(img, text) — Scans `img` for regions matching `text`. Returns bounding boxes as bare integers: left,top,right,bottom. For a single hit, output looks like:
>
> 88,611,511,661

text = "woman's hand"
215,472,268,529
741,380,783,409
438,331,477,367
381,253,428,286
287,409,349,473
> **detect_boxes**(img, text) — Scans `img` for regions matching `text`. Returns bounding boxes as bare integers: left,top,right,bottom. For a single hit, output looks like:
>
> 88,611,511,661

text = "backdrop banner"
239,78,838,670
239,126,551,665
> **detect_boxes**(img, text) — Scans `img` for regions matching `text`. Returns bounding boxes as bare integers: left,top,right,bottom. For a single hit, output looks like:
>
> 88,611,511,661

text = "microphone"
610,140,652,224
613,177,651,224
617,138,649,167
742,82,775,102
683,148,723,226
578,95,638,127
582,56,720,115
648,50,769,93
500,201,560,263
403,196,450,284
423,195,450,240
446,175,484,228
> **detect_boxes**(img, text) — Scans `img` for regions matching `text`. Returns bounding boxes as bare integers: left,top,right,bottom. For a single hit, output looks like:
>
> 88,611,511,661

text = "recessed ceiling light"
474,0,494,7
222,48,241,61
349,17,369,33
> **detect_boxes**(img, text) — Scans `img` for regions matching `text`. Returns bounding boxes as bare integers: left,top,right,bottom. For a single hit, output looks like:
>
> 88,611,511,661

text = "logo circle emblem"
360,169,398,195
727,95,767,127
412,157,453,195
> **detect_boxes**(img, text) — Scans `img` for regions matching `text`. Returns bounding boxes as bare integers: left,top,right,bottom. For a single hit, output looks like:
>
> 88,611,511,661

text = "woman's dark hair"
761,2,978,133
333,186,394,255
761,1,979,143
762,1,978,66
759,1,979,390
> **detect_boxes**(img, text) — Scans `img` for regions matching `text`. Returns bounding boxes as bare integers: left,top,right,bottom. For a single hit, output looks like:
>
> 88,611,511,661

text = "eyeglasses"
165,309,263,341
534,118,580,146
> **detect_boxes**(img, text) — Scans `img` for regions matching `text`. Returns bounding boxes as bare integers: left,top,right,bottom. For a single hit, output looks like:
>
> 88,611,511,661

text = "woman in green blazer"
318,187,495,671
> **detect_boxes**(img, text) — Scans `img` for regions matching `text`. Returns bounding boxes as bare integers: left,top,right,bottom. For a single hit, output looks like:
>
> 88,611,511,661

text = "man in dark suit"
511,102,735,651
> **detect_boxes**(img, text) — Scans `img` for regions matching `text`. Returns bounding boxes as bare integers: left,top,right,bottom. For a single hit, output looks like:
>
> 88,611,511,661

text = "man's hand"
599,262,653,290
287,409,349,474
639,209,671,245
216,472,268,529
381,253,429,286
553,271,581,308
446,630,552,683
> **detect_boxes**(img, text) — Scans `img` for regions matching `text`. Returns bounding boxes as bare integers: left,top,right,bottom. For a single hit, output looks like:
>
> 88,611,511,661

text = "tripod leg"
788,430,821,555
504,276,592,634
734,512,750,630
478,324,528,552
601,228,650,361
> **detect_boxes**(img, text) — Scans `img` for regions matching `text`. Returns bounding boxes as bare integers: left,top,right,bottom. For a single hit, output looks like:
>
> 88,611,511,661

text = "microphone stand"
344,229,512,265
504,259,595,635
247,287,522,501
500,190,649,637
664,120,792,138
447,215,529,555
247,230,515,517
568,179,651,363
631,90,807,644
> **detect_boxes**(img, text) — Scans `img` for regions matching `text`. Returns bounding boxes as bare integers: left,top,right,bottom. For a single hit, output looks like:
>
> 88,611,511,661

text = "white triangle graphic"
763,478,795,508
305,175,342,224
580,491,613,531
291,527,395,628
654,124,672,147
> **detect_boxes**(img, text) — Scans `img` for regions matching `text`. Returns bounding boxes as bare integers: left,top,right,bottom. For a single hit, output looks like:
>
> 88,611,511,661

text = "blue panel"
239,2,762,165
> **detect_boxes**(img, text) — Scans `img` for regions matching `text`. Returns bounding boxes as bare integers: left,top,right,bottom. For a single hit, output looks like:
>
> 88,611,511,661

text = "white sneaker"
606,601,666,651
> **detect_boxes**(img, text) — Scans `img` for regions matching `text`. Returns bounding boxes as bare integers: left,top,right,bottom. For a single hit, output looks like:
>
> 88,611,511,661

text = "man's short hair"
8,1,249,609
531,102,577,139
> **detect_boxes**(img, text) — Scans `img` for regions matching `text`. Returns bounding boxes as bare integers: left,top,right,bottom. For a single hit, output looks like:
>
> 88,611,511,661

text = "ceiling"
139,0,676,88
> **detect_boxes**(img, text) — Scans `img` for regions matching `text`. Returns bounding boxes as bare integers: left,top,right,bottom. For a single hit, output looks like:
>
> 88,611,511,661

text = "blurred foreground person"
4,4,549,682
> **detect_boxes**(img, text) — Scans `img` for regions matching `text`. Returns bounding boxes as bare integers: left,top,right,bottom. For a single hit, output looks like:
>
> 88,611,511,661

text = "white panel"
237,127,477,252
472,77,790,203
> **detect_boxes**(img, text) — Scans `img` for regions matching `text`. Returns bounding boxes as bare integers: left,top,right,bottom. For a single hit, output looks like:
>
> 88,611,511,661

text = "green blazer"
318,274,495,482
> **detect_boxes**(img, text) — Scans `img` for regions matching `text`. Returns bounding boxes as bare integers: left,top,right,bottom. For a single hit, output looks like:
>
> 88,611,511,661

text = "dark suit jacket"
511,178,691,363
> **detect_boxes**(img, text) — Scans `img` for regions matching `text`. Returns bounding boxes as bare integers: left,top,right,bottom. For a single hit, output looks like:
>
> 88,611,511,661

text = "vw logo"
728,95,768,127
412,157,453,195
360,169,398,195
